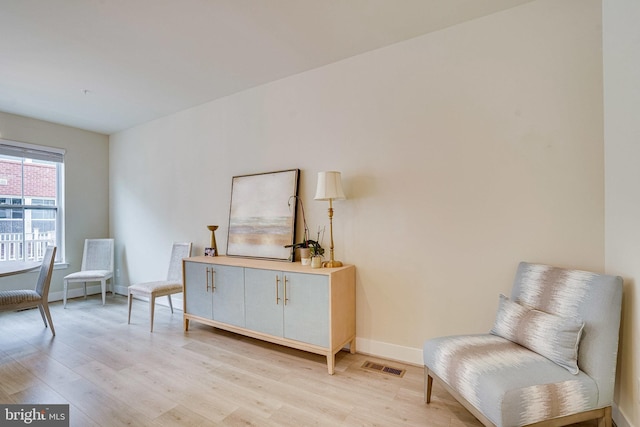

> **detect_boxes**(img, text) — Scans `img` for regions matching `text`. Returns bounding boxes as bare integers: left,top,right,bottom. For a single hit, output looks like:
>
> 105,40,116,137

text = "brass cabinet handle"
205,267,216,292
284,275,289,305
275,276,281,304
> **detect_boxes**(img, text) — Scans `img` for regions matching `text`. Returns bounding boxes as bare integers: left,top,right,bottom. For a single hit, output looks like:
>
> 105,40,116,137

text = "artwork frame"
226,169,299,261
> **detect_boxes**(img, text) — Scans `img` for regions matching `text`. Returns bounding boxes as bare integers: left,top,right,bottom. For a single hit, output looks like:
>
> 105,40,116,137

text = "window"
0,140,64,263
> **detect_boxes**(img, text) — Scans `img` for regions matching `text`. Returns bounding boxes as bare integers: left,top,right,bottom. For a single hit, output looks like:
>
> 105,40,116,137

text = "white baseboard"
49,284,107,303
49,284,183,311
355,337,423,366
613,404,633,427
113,284,128,296
49,283,182,311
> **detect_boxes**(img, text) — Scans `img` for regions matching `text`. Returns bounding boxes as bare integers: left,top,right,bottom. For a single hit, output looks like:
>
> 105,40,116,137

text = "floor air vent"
361,361,406,377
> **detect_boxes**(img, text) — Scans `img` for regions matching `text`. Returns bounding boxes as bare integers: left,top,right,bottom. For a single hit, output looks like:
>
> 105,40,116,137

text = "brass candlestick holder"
207,225,218,256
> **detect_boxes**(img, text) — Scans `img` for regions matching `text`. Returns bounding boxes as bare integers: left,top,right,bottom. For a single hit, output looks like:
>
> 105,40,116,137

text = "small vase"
311,256,323,268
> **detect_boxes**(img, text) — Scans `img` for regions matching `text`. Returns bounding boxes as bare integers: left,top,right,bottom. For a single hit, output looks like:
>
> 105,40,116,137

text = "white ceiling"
0,0,533,135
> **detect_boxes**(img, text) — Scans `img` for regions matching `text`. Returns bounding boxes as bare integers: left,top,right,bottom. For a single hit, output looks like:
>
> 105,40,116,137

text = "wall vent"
361,361,406,377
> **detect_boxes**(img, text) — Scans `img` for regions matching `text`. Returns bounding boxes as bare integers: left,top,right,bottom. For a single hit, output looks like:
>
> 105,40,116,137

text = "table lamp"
314,171,346,268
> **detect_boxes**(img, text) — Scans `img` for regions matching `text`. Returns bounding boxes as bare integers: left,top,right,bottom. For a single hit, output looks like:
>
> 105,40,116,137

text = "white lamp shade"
314,171,346,201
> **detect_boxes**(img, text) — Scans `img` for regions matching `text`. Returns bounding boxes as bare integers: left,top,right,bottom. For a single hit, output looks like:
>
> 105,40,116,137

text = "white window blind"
0,140,65,163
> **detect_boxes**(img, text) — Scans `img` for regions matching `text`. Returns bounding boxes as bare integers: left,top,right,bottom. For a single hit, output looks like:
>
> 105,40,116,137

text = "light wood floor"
0,294,598,427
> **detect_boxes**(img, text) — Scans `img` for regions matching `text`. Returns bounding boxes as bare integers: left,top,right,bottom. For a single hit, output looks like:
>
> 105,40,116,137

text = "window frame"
0,139,65,264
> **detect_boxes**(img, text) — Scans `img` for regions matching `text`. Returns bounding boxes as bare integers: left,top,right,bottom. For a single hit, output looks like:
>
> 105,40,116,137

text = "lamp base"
322,260,343,268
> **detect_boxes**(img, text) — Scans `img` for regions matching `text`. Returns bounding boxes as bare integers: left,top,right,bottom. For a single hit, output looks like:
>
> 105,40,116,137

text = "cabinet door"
211,265,245,327
244,268,283,337
184,261,212,319
283,272,329,347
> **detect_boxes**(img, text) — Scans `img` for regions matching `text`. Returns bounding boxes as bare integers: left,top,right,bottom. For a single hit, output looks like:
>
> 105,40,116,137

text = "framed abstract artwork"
226,169,299,261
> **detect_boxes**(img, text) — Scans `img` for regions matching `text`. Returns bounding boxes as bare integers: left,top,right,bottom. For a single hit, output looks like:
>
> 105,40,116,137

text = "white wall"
111,0,604,363
604,0,640,425
0,111,109,299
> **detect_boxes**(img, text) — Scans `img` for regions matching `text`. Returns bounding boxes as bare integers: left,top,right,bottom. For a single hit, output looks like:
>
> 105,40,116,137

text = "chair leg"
41,303,55,336
168,294,174,313
101,279,106,305
598,406,612,427
127,291,133,324
424,368,433,404
38,305,48,327
149,296,155,332
83,282,87,299
63,279,68,308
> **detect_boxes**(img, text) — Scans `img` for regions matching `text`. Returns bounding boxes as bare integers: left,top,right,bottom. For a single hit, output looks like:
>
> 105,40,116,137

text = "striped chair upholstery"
0,246,57,336
423,262,623,427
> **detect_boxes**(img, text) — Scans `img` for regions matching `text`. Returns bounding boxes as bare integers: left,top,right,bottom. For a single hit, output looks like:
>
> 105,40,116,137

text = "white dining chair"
128,242,192,332
63,238,114,307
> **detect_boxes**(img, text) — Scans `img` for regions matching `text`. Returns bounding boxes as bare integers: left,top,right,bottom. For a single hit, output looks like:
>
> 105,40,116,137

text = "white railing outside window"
0,231,55,262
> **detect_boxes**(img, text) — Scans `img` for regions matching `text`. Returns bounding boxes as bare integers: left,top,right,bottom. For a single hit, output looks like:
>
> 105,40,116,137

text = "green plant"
286,239,324,257
307,240,324,257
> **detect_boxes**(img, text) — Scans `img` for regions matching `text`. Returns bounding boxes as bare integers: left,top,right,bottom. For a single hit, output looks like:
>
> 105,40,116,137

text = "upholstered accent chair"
0,246,57,336
423,262,623,427
63,238,114,307
127,242,192,332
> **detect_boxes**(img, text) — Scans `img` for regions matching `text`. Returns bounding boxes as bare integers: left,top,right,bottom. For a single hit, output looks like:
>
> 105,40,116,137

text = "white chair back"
35,245,57,297
166,242,192,282
81,239,114,272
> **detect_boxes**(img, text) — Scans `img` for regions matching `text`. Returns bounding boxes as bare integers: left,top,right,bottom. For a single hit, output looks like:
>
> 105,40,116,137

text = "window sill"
54,262,70,271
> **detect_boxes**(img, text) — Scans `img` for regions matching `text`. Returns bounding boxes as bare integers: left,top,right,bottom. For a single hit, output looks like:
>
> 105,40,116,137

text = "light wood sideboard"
182,256,356,374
